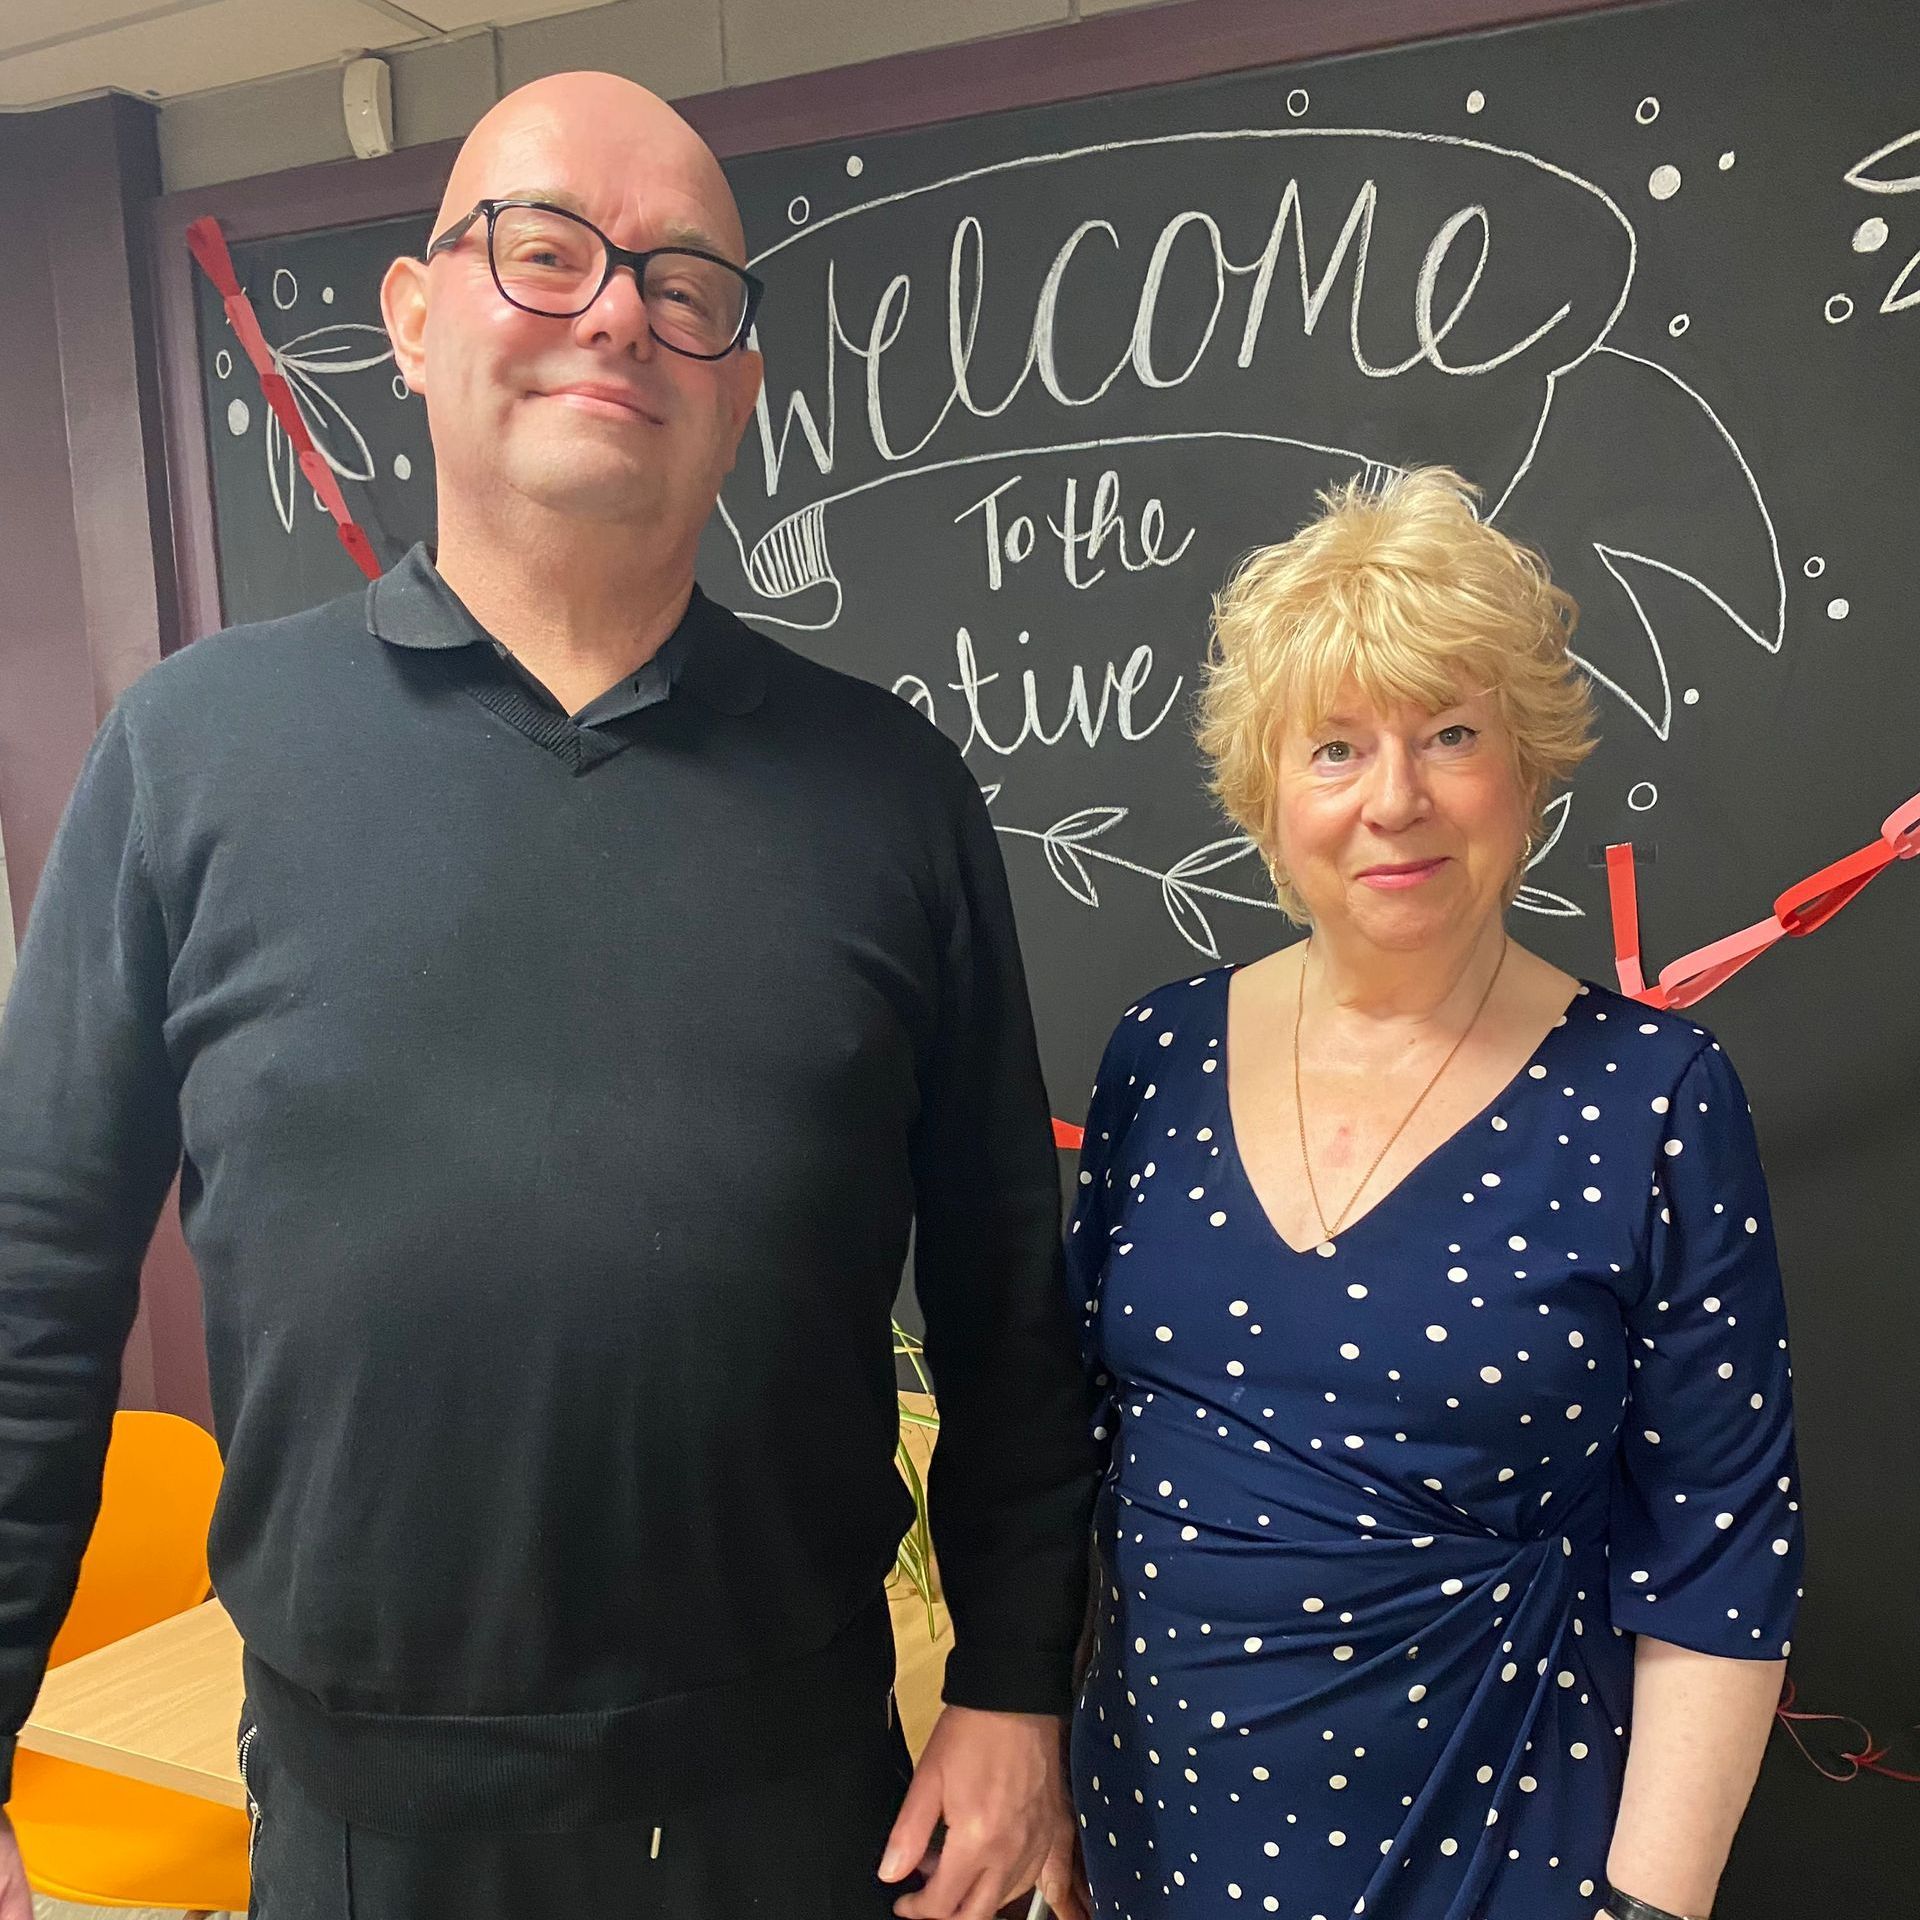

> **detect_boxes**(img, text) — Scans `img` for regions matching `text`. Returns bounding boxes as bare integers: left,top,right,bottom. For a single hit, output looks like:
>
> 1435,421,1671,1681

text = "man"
0,73,1096,1920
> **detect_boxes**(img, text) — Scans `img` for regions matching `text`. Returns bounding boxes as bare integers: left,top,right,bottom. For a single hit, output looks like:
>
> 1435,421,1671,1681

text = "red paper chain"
1609,789,1920,1009
185,216,382,583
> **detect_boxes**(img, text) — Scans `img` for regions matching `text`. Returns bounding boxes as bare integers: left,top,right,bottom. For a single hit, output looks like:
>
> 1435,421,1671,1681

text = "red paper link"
186,216,381,583
1775,1675,1920,1785
1608,787,1920,1009
1053,1118,1085,1151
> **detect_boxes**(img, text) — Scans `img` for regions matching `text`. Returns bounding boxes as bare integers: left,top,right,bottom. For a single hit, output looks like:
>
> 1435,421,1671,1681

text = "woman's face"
1272,683,1530,952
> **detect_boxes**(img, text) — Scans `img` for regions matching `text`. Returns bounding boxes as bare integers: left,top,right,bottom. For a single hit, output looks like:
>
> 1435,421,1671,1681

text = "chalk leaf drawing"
1843,128,1920,194
256,323,396,533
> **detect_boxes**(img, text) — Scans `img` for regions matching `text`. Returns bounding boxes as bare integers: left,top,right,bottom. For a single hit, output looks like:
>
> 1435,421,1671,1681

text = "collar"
365,542,765,718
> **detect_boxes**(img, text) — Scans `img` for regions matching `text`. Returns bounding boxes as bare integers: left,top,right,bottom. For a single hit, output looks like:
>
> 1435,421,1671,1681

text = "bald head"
434,72,746,264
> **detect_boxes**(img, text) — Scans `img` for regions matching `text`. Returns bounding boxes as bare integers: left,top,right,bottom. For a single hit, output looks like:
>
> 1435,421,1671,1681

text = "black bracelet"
1605,1888,1706,1920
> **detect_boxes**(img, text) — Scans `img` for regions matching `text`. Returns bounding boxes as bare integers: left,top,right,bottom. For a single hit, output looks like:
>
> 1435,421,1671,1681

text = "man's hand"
0,1811,33,1920
878,1705,1088,1920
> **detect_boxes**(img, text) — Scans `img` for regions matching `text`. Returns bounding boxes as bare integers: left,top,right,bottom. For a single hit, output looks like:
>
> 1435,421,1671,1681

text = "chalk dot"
1466,90,1486,114
392,374,410,399
1628,782,1658,811
214,349,233,380
1827,597,1851,620
1826,293,1855,323
1719,150,1736,170
225,397,250,436
272,267,298,309
392,452,412,480
321,285,336,304
1804,555,1826,578
1286,88,1310,117
1649,164,1682,201
786,196,810,226
1854,217,1889,254
1668,313,1690,337
1635,97,1660,125
1683,687,1700,704
845,154,864,177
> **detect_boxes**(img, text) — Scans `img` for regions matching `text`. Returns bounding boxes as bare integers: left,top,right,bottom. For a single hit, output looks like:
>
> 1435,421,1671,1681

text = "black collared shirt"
367,542,761,772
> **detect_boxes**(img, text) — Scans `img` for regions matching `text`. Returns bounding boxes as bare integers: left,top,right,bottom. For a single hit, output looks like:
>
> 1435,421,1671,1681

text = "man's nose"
573,263,657,360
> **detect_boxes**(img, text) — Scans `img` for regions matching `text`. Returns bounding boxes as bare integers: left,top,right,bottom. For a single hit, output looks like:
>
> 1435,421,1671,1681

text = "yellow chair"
11,1409,249,1917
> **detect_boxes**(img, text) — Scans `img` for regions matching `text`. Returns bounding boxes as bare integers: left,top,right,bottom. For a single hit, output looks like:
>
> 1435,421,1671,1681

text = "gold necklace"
1292,936,1511,1252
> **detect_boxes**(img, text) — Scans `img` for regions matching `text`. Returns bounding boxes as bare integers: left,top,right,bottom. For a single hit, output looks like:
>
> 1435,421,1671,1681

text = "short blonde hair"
1196,465,1596,922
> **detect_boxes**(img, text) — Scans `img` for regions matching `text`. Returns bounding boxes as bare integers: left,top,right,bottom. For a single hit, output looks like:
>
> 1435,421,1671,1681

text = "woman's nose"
1363,746,1430,828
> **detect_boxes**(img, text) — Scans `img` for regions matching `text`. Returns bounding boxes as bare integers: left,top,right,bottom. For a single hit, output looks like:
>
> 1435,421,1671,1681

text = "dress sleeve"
1607,1041,1804,1658
1064,1016,1141,1461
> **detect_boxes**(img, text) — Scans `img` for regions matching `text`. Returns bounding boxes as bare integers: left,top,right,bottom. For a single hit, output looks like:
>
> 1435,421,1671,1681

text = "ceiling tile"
0,0,416,108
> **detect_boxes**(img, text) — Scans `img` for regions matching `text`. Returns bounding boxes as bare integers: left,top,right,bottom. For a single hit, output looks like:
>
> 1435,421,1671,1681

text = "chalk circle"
1825,293,1854,324
1635,97,1660,125
1803,555,1826,578
1286,89,1310,118
1466,90,1486,114
1668,313,1690,337
1627,783,1659,813
1648,165,1682,201
322,285,336,304
272,267,298,310
392,374,410,399
214,348,233,380
1827,597,1851,620
393,453,413,481
1853,217,1890,254
786,195,810,226
225,397,250,436
845,154,864,178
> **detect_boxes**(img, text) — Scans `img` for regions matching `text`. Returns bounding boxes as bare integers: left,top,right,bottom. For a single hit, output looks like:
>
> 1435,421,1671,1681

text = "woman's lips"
1357,858,1448,890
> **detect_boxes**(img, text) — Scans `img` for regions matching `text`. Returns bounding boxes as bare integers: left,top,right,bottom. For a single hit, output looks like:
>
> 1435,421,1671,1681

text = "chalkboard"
194,1,1918,1907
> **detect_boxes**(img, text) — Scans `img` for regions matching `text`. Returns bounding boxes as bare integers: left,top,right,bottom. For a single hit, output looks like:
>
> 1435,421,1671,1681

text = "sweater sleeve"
0,706,182,1803
910,762,1099,1718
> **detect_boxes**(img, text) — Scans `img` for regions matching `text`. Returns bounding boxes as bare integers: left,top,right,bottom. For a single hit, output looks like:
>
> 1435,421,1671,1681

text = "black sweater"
0,549,1096,1831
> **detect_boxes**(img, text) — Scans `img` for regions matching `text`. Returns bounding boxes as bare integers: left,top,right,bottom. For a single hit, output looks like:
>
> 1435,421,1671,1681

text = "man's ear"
382,255,429,395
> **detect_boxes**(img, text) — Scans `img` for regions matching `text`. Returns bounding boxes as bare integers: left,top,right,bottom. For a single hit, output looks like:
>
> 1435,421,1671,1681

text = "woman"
1066,468,1802,1920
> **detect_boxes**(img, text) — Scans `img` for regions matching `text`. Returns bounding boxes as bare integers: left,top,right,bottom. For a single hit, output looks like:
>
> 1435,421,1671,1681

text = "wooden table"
21,1588,954,1809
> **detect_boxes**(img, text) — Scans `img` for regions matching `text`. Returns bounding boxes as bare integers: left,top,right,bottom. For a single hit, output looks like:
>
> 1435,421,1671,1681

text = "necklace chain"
1292,937,1511,1247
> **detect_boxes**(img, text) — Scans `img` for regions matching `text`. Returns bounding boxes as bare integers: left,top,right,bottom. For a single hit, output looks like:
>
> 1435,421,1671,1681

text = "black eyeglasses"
425,198,764,361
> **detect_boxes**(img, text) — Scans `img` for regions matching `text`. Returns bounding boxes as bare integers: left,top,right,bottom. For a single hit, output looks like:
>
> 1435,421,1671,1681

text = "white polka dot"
1480,1366,1503,1384
1227,1360,1245,1377
1333,1645,1354,1662
1347,1284,1368,1300
1715,1512,1734,1529
1425,1325,1448,1343
1482,1173,1501,1188
1408,1683,1428,1701
1328,1831,1346,1847
1651,1096,1670,1114
1302,1597,1325,1613
1209,1211,1228,1227
1441,1838,1459,1856
1245,1636,1264,1652
1229,1300,1249,1317
1339,1342,1360,1360
1155,1326,1174,1343
1583,1187,1602,1203
1772,1538,1790,1555
1343,1435,1365,1450
1664,1138,1684,1157
1440,1579,1463,1596
1448,1265,1468,1281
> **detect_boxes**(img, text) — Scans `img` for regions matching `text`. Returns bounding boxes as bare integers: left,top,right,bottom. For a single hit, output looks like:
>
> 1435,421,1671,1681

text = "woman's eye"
1433,724,1477,748
1314,741,1353,765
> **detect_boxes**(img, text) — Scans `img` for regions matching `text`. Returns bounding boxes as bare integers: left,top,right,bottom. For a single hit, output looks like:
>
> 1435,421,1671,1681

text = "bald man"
0,74,1097,1920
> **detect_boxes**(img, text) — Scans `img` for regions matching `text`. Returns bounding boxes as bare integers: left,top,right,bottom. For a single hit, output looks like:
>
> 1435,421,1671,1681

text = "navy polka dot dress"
1066,967,1803,1920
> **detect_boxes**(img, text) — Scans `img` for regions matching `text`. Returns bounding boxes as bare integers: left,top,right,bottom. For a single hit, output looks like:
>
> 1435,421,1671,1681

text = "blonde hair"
1196,465,1596,922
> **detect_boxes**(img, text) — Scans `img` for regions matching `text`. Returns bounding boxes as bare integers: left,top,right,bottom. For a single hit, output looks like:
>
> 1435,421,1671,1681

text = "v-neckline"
1218,965,1587,1259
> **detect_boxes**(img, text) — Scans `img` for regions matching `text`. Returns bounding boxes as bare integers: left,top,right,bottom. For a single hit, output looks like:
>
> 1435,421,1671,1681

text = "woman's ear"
381,255,429,395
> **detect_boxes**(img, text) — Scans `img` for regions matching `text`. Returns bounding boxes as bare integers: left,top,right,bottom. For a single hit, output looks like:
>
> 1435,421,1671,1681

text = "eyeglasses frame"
424,198,765,361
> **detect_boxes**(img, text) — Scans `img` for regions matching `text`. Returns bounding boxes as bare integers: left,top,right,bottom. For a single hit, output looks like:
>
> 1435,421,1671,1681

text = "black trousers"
241,1701,916,1920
